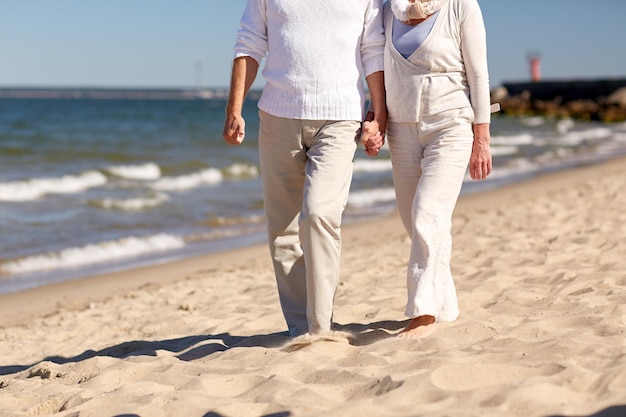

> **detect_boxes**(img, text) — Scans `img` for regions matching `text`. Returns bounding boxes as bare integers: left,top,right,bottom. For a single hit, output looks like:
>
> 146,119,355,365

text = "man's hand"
222,113,246,145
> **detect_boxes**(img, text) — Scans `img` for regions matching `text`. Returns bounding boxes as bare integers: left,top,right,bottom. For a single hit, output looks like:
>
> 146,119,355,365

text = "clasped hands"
360,114,386,157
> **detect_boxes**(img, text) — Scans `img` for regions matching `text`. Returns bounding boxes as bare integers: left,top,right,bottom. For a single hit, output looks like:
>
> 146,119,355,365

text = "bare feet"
397,315,437,339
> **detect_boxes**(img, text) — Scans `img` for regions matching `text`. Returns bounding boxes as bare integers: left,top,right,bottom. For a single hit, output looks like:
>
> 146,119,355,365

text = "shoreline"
0,149,615,301
2,155,624,329
0,238,272,329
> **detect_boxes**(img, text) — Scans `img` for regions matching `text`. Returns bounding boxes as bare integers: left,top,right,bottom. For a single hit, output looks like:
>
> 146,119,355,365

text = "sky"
1,0,625,90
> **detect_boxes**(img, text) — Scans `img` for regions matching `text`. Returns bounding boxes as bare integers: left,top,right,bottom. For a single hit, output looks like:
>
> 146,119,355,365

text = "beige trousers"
258,110,359,336
387,107,474,322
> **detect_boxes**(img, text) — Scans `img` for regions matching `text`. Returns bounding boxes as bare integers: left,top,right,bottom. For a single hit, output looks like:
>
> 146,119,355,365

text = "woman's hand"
470,123,492,180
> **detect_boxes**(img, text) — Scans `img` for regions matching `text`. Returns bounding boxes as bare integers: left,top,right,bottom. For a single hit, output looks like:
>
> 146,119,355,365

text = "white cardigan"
383,0,492,124
234,0,385,121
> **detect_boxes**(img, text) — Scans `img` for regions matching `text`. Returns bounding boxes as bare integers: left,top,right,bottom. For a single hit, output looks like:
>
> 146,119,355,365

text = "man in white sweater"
223,0,386,337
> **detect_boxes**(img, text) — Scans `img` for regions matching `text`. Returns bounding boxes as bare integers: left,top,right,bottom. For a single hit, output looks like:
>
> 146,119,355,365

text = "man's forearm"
226,56,260,114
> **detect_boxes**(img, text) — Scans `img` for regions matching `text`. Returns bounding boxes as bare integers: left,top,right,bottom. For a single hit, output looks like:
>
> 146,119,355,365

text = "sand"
1,157,625,417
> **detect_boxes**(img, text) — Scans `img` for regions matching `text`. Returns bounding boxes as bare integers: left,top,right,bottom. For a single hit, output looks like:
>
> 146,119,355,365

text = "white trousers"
387,107,474,322
258,110,359,336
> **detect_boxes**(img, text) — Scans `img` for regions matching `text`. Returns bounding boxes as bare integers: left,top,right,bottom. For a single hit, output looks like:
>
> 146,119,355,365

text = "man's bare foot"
397,315,437,339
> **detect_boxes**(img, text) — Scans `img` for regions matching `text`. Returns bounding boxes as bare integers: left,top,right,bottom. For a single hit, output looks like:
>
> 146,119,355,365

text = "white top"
383,0,492,124
234,0,385,121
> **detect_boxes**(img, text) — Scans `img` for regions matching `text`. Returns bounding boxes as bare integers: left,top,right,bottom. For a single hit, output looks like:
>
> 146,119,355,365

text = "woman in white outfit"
382,0,494,338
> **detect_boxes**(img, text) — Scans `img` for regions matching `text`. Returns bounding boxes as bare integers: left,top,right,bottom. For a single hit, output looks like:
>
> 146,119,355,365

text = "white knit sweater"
234,0,385,121
383,0,492,124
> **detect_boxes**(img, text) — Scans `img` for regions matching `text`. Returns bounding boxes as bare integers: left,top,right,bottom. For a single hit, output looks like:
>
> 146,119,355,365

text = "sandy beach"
1,157,625,417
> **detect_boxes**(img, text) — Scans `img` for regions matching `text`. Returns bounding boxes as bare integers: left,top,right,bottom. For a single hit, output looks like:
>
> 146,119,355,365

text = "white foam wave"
559,127,613,145
151,168,223,191
490,133,534,146
556,118,575,134
535,148,575,163
483,163,534,179
613,132,626,143
107,163,161,180
353,159,392,173
520,116,546,126
0,171,107,202
97,192,169,211
348,187,396,207
491,146,519,156
1,234,185,274
224,163,259,178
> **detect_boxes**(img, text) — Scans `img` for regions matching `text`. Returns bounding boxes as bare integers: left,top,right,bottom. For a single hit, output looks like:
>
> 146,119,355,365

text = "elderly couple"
222,0,493,339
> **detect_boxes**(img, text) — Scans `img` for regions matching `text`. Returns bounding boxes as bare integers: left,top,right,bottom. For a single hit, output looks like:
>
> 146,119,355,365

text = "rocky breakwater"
491,78,626,122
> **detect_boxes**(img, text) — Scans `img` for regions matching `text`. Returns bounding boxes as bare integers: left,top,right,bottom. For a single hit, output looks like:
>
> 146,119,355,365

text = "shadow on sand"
0,319,407,376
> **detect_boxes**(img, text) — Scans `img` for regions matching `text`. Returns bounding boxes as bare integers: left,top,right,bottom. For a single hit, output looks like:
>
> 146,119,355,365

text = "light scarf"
391,0,444,22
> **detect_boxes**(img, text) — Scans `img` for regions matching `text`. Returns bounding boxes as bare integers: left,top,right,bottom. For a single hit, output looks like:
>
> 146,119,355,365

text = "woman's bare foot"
397,315,437,339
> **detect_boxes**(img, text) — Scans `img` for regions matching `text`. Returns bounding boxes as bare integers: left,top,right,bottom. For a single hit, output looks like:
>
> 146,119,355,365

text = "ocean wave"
224,163,259,178
353,159,392,173
490,133,534,146
559,127,613,145
151,168,223,191
614,132,626,143
204,214,265,227
348,187,396,207
0,171,107,202
556,118,575,133
0,234,185,274
93,192,169,211
491,146,519,156
520,116,546,127
106,162,162,180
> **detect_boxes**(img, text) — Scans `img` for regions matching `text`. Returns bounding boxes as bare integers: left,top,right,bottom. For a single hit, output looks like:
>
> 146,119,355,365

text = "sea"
1,96,626,295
